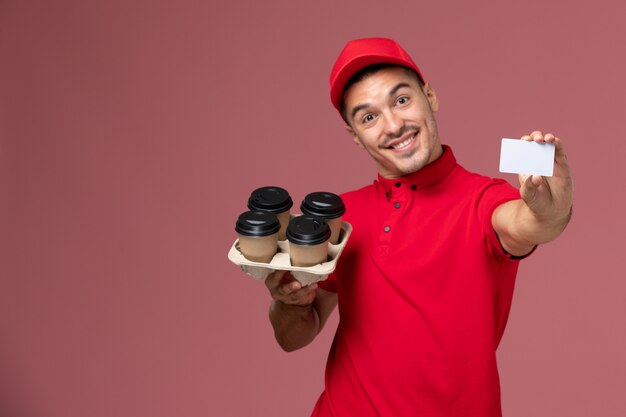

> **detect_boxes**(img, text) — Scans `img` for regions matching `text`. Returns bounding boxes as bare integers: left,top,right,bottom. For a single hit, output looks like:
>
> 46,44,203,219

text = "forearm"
269,300,320,352
495,199,572,256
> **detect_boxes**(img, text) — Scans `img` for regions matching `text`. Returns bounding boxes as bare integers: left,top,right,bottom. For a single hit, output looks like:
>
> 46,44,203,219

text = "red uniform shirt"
314,146,526,417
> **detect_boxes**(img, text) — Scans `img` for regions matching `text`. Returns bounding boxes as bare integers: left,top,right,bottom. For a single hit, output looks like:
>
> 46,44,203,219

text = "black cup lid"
247,186,293,214
235,211,280,237
300,192,346,219
286,215,331,246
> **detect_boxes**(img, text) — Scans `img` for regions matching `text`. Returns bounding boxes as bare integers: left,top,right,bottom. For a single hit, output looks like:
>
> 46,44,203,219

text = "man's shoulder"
340,183,376,204
450,162,520,208
451,162,513,190
337,183,377,225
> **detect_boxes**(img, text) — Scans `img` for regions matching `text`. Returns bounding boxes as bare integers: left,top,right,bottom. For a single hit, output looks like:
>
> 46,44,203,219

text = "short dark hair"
340,63,424,124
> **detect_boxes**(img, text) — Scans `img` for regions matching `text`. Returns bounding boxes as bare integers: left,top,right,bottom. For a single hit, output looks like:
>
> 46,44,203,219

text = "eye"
396,96,409,105
361,114,375,124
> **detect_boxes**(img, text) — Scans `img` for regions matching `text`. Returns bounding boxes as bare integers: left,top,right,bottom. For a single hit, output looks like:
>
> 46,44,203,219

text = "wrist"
277,299,314,309
533,205,572,232
517,203,572,245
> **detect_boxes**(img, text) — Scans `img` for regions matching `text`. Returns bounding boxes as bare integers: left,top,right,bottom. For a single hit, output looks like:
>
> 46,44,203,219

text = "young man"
265,38,573,416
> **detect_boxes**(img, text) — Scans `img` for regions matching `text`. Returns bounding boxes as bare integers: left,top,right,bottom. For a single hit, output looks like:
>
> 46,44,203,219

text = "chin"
402,153,431,174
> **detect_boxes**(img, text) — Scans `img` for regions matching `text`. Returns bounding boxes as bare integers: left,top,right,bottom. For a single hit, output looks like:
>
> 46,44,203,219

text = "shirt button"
384,226,391,232
394,202,401,209
395,182,401,188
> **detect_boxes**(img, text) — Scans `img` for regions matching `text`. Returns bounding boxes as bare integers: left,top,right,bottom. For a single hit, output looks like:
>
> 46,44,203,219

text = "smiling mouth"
385,129,419,150
392,136,414,150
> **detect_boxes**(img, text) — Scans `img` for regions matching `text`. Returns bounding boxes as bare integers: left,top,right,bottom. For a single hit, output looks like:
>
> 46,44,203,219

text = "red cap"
329,38,425,111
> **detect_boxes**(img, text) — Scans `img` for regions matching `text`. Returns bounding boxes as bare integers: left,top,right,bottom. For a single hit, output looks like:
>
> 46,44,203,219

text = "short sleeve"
476,179,534,260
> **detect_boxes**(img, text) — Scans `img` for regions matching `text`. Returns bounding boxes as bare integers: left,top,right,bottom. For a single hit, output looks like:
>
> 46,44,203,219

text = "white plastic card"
499,138,555,176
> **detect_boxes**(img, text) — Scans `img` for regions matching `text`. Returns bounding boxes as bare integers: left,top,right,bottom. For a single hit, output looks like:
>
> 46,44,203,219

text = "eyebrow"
349,82,412,121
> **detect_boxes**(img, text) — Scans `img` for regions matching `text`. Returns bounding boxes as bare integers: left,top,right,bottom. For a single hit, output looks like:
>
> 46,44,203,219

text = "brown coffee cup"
247,186,293,240
235,211,280,263
286,215,331,267
300,192,346,244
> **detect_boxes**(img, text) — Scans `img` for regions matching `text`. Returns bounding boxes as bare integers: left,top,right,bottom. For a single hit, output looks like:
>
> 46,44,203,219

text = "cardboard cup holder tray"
228,221,352,286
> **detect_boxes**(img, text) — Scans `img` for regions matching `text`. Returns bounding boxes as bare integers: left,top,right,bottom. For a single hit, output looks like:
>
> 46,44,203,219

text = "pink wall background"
1,0,625,416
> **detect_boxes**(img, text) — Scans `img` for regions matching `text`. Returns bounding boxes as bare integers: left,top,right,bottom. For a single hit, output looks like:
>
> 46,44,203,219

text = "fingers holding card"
498,135,573,222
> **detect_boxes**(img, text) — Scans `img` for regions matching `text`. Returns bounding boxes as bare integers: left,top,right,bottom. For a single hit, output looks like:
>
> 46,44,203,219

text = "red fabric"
315,146,524,417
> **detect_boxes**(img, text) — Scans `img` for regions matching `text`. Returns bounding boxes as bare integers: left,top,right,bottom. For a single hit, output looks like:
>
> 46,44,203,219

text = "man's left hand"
517,130,574,224
492,130,574,257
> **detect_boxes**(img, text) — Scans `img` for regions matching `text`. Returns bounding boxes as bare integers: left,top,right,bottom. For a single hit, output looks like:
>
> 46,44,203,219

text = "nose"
382,109,403,137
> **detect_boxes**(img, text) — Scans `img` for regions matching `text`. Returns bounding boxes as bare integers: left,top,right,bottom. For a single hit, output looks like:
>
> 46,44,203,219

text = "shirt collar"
376,145,457,192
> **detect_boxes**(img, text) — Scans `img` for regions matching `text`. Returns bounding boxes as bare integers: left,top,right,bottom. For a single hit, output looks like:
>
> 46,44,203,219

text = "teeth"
393,135,414,150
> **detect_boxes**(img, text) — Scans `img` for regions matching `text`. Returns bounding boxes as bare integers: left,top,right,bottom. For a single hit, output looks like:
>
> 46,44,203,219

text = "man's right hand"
266,270,338,351
265,270,318,307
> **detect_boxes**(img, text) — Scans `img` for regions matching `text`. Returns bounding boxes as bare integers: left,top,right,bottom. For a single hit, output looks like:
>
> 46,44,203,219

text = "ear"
422,82,439,112
345,125,365,149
